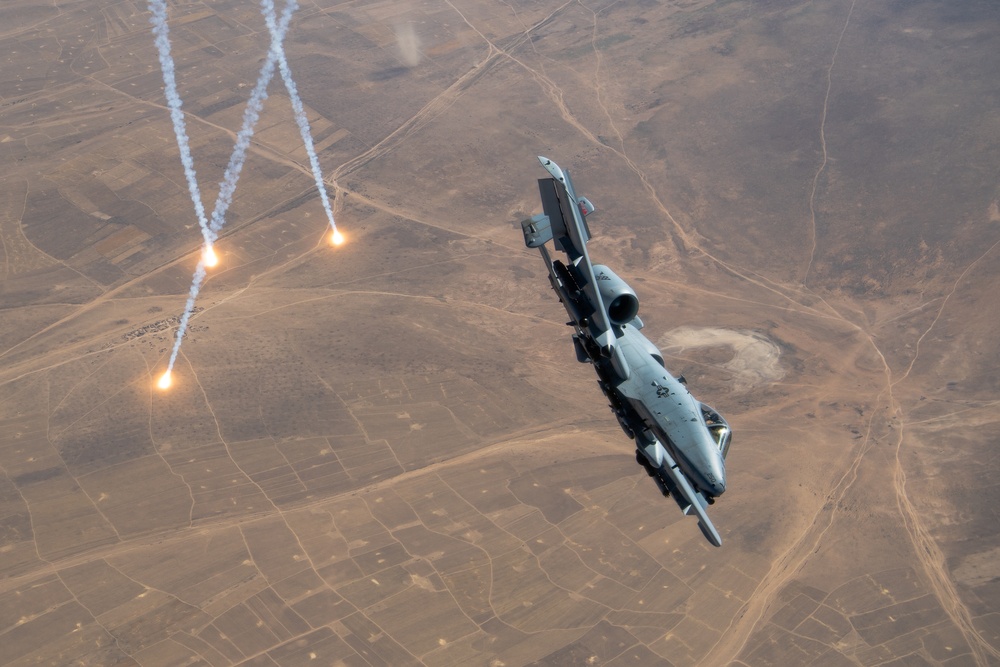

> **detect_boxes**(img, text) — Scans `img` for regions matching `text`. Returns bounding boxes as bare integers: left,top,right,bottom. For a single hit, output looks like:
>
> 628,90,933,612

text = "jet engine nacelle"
593,264,639,326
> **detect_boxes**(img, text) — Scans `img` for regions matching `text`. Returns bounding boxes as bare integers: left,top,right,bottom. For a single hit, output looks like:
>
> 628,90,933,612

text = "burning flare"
331,229,345,246
157,370,172,390
202,244,219,267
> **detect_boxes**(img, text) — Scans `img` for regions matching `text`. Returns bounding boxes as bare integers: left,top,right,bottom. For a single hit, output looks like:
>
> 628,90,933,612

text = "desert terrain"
0,0,998,665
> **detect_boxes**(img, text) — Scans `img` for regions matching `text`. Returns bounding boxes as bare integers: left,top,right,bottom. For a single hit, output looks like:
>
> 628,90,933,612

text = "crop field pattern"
0,0,998,665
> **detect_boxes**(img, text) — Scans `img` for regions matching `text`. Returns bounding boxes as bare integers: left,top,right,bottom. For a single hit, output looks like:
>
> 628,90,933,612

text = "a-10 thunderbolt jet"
521,156,732,547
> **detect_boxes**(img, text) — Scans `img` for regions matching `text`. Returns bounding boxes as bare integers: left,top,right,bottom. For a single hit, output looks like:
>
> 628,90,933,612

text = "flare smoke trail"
162,0,298,375
165,262,207,374
206,0,297,240
261,0,338,235
147,0,210,240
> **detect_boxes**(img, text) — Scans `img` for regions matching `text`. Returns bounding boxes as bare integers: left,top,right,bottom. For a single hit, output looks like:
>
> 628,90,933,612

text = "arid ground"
1,0,998,665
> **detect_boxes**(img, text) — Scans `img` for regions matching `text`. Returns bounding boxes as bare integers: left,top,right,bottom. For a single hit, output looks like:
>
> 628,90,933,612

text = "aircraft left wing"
639,437,723,547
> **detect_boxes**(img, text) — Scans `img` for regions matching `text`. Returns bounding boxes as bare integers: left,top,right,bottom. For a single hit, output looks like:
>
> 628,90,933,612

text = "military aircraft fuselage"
604,324,726,496
564,266,728,499
522,156,732,546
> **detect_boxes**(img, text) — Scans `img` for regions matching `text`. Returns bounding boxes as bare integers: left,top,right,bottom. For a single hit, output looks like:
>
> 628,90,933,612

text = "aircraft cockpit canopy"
700,403,732,459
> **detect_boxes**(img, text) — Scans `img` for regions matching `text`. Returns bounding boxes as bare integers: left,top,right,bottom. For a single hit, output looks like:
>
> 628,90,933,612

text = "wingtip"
537,155,550,166
699,520,723,547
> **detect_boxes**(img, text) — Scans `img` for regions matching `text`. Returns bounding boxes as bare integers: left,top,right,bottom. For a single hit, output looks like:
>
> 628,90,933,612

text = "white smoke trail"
165,262,207,371
260,0,339,235
147,0,210,240
162,0,298,374
206,0,297,240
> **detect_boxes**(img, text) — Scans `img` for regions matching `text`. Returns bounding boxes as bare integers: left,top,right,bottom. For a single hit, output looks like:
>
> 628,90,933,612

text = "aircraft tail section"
527,156,626,379
537,156,592,255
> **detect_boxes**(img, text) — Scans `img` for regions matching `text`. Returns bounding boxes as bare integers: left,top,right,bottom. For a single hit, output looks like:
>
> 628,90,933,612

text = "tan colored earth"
1,0,998,665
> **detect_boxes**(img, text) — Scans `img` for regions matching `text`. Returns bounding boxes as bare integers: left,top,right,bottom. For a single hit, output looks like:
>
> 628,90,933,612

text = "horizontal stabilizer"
522,214,553,248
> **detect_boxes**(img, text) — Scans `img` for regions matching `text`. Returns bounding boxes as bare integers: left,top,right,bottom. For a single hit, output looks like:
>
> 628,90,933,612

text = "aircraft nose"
704,466,726,497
